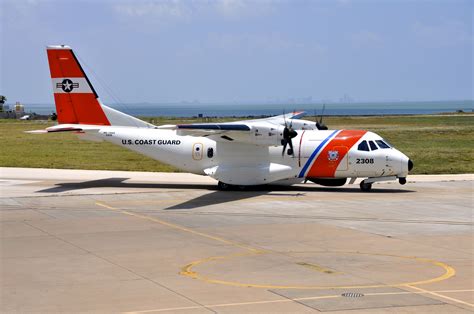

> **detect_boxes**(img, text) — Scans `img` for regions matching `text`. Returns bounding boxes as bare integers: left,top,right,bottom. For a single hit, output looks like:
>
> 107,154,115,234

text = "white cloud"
208,32,326,56
1,0,46,30
114,0,193,19
113,0,276,21
215,0,275,18
413,20,473,47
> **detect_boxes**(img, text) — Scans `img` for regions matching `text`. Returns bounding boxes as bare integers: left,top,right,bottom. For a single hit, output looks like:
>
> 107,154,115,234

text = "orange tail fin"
46,45,110,125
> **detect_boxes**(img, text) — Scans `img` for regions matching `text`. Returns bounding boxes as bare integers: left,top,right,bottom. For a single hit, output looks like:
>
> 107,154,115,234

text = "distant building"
14,102,25,115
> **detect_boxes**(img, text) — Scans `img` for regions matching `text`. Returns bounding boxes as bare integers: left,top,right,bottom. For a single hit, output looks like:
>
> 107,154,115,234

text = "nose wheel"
360,180,372,192
217,181,231,190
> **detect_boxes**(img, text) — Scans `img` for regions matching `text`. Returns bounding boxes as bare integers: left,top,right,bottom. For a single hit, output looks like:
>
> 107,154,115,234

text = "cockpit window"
376,140,391,149
369,141,378,151
358,140,369,151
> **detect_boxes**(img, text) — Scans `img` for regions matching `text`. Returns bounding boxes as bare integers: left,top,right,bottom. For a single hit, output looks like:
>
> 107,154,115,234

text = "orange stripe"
47,49,84,78
306,130,366,178
54,94,110,125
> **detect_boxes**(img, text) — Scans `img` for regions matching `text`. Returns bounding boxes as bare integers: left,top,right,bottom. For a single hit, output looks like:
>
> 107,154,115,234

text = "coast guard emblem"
56,79,79,93
328,150,339,161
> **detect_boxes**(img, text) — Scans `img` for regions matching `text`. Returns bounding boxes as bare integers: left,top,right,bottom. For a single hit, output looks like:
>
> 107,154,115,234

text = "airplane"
29,45,413,192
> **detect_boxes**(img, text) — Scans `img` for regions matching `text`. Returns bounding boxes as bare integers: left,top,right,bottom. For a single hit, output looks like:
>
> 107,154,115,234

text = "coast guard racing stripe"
300,130,367,178
298,130,339,177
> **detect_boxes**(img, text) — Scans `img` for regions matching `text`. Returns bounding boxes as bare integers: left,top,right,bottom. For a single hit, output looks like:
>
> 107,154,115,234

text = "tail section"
47,45,110,125
47,45,153,128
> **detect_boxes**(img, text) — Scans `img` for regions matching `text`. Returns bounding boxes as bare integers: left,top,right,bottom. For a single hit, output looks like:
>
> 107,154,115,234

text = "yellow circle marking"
180,250,455,290
94,202,455,291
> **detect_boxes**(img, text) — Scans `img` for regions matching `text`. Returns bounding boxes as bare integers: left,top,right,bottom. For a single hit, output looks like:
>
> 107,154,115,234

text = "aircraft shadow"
164,190,272,210
37,177,415,209
165,185,414,209
36,177,217,193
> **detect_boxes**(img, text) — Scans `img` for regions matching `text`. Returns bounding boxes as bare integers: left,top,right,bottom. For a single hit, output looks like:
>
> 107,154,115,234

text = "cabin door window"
192,143,203,160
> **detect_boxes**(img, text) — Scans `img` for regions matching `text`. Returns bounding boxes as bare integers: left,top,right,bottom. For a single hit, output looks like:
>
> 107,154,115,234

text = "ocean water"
22,100,473,117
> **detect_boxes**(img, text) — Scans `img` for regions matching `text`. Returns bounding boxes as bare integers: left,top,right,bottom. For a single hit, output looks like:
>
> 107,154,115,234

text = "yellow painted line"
406,285,474,308
124,289,474,313
181,251,456,290
95,202,456,291
95,202,261,253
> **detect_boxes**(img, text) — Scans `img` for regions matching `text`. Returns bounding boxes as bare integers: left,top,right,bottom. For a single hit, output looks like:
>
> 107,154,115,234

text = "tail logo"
56,79,79,93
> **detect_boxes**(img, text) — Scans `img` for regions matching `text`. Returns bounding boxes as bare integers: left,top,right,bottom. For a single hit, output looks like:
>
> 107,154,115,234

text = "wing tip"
25,130,48,134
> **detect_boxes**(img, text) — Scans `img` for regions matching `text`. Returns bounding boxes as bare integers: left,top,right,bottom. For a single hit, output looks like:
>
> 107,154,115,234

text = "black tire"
360,180,372,192
217,181,230,190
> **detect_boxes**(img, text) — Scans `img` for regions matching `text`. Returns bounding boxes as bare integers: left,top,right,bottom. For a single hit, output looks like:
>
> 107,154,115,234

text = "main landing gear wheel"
217,181,247,191
360,180,372,192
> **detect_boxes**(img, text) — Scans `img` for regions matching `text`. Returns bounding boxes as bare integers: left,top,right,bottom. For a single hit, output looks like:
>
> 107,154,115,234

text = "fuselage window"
358,140,370,151
369,141,378,151
376,140,390,149
207,147,214,158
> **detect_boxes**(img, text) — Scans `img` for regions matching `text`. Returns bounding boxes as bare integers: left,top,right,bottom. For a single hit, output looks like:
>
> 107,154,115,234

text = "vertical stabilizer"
46,45,154,128
47,45,110,125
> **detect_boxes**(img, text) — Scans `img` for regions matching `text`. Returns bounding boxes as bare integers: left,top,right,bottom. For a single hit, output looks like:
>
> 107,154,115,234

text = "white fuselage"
93,127,410,186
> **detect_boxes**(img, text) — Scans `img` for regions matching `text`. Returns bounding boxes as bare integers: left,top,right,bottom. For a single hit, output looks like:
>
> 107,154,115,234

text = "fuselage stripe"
298,130,339,178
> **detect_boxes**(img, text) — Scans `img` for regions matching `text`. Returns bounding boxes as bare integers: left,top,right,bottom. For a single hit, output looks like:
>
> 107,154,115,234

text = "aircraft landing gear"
360,180,372,192
217,181,247,191
217,181,231,190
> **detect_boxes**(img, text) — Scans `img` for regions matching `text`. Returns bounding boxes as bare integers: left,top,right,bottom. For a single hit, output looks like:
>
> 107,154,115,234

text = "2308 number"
356,158,374,164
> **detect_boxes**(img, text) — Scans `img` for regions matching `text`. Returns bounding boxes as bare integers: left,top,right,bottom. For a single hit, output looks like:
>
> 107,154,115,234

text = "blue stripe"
298,130,339,178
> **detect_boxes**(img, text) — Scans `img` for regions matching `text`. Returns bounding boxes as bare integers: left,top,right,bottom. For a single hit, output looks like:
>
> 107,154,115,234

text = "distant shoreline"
5,99,473,118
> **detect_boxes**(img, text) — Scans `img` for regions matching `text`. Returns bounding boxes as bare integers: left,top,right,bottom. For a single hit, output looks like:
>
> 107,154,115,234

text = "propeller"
315,104,328,130
282,112,298,157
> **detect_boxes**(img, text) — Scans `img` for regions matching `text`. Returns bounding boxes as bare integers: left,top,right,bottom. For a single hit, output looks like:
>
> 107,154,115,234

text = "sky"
1,0,473,104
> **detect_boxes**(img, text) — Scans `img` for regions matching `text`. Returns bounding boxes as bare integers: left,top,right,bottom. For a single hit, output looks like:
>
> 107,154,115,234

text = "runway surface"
1,168,473,313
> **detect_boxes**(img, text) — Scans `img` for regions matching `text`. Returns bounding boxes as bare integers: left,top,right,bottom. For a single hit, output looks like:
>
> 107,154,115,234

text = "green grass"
1,114,473,174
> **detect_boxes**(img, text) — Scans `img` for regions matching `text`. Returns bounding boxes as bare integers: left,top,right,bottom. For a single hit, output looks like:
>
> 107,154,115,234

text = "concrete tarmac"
1,168,473,313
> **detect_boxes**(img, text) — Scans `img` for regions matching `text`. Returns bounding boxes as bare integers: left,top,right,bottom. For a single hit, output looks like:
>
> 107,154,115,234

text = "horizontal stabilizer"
25,124,103,134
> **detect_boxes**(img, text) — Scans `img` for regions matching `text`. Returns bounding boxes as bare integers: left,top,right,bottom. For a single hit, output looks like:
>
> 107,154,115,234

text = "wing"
158,119,285,145
245,111,306,124
157,111,306,135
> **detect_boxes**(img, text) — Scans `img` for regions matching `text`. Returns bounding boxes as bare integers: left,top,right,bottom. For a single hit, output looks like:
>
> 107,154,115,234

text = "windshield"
358,140,370,151
376,140,391,149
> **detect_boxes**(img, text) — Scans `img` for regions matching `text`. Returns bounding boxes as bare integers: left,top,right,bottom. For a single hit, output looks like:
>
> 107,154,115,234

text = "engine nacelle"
231,124,285,146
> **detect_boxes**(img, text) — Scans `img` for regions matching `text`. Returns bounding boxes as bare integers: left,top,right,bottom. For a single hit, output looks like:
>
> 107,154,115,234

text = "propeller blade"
281,140,288,156
315,104,328,130
320,104,326,123
289,109,296,128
